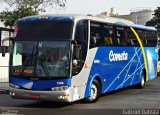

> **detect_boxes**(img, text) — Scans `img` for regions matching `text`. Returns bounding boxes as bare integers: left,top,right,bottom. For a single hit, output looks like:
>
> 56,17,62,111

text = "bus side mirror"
1,46,6,57
74,45,81,59
72,40,81,59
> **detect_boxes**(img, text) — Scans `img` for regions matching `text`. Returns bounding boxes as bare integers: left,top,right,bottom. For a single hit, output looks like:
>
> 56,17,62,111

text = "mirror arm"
71,40,77,46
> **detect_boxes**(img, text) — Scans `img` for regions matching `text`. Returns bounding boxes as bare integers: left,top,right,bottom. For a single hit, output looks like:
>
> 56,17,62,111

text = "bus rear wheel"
85,79,101,103
137,72,145,88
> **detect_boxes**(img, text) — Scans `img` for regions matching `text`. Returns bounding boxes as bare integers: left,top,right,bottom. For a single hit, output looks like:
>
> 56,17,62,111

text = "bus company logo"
109,50,128,62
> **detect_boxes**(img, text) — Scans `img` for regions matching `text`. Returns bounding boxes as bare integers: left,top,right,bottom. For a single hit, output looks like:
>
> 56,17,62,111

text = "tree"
154,7,160,18
0,7,38,28
0,0,67,28
146,7,160,36
2,0,67,12
146,7,160,37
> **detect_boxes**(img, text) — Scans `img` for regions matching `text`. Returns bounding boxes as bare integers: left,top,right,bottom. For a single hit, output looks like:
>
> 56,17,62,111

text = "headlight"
9,83,20,89
51,86,69,91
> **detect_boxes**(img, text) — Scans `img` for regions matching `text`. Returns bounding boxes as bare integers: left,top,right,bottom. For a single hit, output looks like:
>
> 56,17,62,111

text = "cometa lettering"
109,50,128,62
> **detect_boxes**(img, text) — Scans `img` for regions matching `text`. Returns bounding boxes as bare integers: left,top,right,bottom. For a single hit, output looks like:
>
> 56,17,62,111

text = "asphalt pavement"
0,82,9,94
0,77,159,115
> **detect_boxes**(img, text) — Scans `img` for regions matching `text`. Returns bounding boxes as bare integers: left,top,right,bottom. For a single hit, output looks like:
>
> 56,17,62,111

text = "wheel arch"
90,75,102,93
84,75,102,98
84,75,102,102
94,76,102,91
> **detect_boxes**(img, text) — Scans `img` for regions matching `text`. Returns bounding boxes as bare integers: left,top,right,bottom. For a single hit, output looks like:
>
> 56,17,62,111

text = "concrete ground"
0,82,9,94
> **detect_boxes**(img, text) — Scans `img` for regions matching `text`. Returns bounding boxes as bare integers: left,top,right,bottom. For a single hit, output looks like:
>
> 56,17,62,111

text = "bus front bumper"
9,88,73,102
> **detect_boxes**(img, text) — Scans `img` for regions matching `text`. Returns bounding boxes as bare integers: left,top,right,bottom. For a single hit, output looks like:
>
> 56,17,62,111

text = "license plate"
29,93,40,99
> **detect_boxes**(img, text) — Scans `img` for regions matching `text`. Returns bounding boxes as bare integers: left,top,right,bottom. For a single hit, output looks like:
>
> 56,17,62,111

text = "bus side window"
90,22,103,48
145,30,157,47
90,34,97,47
115,26,126,46
125,28,132,46
136,29,146,46
103,24,113,46
128,28,138,46
75,20,88,58
125,28,136,46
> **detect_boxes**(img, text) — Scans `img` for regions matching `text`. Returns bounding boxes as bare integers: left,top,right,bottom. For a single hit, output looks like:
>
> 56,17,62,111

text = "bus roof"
19,14,156,31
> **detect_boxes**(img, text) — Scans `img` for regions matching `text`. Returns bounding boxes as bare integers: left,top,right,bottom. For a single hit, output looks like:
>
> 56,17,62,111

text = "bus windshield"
10,41,70,79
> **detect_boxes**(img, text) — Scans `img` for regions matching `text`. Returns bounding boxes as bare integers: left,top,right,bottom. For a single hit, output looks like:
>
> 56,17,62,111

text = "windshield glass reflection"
10,41,70,78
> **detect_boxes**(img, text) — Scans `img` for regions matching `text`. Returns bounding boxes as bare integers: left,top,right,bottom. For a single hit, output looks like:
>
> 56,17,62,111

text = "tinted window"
103,24,114,46
145,31,157,46
90,22,103,48
127,28,157,47
16,21,74,40
136,29,147,46
127,28,139,46
115,26,126,46
10,41,70,78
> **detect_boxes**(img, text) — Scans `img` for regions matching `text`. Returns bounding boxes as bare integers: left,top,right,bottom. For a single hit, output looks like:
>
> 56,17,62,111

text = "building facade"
100,8,154,26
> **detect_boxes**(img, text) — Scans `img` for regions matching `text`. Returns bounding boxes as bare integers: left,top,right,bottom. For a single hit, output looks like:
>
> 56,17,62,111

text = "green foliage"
146,7,160,37
0,0,67,28
0,7,38,28
2,0,67,12
154,7,160,18
146,7,160,27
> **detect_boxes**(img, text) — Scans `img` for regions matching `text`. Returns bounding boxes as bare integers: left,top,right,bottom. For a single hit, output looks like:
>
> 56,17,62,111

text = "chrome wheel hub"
141,76,145,86
90,84,98,100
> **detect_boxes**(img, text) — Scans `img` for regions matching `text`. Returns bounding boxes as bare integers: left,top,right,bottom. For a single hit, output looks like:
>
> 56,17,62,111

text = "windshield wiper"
36,46,51,79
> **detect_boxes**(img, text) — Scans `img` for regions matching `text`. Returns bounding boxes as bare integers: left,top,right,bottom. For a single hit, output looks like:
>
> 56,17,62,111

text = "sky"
0,0,160,15
43,0,160,15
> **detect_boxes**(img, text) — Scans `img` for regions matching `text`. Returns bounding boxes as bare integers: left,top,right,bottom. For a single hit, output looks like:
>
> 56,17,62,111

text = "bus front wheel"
85,79,101,103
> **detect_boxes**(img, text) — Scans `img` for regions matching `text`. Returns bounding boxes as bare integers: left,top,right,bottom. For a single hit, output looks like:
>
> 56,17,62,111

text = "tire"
85,79,101,103
137,72,145,88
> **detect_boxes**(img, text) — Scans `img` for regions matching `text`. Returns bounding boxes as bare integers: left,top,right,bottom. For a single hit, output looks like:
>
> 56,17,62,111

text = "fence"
0,66,9,83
